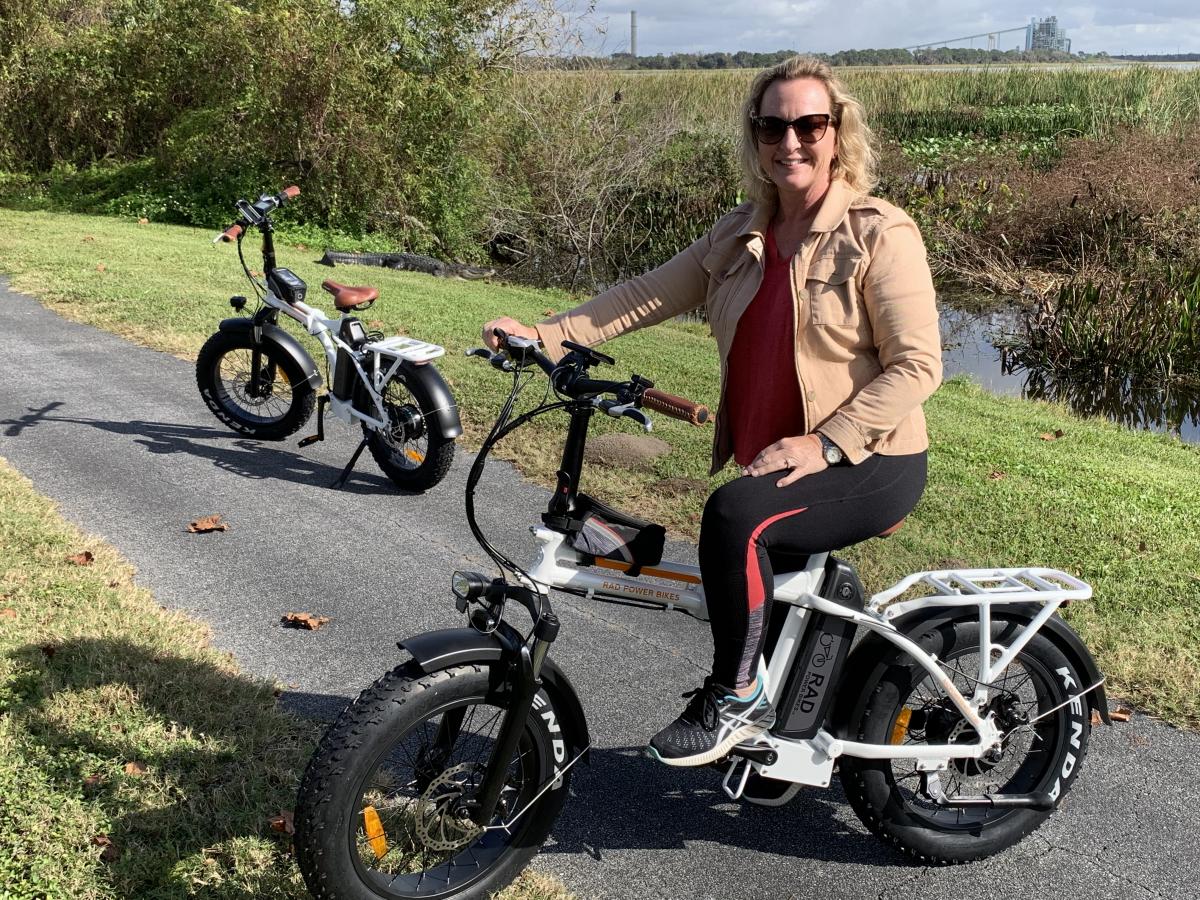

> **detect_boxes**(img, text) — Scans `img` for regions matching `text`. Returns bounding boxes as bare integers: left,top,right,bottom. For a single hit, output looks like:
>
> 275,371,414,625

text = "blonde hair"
738,56,879,205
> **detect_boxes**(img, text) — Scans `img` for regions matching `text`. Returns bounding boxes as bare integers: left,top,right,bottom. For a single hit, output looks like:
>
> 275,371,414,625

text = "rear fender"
399,361,463,439
399,626,590,759
217,317,321,390
832,604,1111,739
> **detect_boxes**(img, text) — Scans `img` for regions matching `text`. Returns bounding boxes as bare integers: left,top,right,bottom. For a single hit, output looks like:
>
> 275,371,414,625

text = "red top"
725,228,806,467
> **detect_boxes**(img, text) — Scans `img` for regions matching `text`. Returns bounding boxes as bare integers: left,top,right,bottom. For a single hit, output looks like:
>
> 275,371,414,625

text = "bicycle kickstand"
331,437,369,489
298,395,328,448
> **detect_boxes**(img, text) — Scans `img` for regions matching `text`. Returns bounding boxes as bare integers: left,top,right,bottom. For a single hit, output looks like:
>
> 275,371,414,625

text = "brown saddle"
321,279,379,311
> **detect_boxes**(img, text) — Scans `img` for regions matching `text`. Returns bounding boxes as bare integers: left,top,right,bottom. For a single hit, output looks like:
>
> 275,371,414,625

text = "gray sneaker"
647,676,775,767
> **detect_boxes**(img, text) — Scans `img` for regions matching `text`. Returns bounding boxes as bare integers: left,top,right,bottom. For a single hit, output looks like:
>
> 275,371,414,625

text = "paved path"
0,279,1195,900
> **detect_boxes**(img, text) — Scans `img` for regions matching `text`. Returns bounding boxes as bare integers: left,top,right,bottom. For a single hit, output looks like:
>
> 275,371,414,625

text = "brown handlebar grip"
280,185,300,200
220,223,244,243
642,388,710,426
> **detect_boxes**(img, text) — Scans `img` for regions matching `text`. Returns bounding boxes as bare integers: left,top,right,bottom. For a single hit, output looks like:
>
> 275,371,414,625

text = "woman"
483,56,941,768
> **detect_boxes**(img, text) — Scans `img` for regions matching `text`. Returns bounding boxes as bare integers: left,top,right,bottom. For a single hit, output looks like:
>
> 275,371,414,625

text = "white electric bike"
293,332,1110,900
197,186,461,491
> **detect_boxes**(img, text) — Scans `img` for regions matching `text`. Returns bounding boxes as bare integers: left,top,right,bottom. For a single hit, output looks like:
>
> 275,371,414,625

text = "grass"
0,208,1198,733
0,454,575,898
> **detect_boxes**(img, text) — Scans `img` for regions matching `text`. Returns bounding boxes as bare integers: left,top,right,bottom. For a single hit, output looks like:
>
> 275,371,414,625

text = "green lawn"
1,207,1197,733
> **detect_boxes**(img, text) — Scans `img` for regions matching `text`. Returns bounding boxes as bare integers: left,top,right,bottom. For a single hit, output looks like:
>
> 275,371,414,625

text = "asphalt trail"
0,279,1194,899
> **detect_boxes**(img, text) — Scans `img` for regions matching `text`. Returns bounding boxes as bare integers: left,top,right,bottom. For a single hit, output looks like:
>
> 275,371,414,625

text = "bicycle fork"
469,612,560,826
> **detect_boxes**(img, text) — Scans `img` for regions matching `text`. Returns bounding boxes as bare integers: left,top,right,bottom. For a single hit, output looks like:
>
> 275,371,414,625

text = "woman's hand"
742,434,827,487
481,317,538,351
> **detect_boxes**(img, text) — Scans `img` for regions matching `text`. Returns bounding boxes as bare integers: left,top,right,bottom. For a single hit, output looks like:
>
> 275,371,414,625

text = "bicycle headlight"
451,570,488,604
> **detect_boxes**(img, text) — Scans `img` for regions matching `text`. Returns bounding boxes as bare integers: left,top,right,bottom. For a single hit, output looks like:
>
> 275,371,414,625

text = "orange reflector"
890,708,912,745
362,805,388,859
404,448,425,464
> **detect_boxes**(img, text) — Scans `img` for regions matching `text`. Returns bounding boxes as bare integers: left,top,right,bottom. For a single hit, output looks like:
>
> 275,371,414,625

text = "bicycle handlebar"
213,185,301,243
473,331,709,427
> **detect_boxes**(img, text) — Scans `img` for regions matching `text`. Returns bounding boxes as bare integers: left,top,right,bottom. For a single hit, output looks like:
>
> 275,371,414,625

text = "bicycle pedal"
298,434,322,448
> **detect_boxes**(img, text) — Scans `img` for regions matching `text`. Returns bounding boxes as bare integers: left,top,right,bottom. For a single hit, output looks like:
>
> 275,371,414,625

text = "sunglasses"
751,113,834,145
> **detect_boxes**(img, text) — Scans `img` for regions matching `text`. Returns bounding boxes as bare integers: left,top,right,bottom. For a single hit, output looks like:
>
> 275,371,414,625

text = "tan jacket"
536,179,942,474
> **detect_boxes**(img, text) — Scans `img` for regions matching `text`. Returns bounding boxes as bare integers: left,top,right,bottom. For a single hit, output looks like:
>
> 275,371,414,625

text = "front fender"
399,627,589,759
217,317,322,390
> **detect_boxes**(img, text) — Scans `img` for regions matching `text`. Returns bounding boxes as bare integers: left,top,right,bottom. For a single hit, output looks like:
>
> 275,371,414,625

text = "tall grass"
511,66,1200,141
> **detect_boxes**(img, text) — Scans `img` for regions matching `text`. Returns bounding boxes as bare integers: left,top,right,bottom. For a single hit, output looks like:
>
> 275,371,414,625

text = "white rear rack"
869,567,1092,619
364,335,446,363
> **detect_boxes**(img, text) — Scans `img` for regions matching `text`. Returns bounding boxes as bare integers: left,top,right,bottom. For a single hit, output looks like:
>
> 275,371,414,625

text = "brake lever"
598,400,653,432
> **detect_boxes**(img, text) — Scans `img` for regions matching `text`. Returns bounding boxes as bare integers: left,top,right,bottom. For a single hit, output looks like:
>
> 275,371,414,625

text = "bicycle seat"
877,517,905,538
321,279,379,310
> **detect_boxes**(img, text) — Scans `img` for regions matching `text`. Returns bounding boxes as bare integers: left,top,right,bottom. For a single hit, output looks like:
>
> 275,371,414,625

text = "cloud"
588,1,1200,55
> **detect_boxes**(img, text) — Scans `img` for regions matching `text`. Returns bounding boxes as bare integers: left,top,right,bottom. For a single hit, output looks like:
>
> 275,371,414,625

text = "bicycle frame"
261,288,444,430
520,522,1094,793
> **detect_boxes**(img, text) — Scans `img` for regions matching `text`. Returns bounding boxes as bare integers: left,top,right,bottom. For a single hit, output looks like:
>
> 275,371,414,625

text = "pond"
940,305,1200,445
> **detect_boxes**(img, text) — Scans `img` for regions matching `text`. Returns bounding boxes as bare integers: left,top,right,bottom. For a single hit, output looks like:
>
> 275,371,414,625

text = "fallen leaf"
108,580,121,588
91,834,120,862
295,243,308,250
1039,432,1057,441
542,308,556,316
68,550,95,566
282,612,330,631
0,608,16,620
268,810,295,834
1110,706,1132,722
40,643,57,659
137,217,149,225
1138,541,1148,552
82,235,95,242
988,470,1006,480
187,514,229,533
123,761,148,776
95,263,106,273
1090,709,1101,726
83,774,104,792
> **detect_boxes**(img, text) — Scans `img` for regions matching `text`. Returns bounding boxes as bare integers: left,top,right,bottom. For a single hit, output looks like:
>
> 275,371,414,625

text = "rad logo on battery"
791,631,840,719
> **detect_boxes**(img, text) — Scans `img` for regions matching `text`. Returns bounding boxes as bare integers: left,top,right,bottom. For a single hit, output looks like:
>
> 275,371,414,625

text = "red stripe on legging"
744,507,808,611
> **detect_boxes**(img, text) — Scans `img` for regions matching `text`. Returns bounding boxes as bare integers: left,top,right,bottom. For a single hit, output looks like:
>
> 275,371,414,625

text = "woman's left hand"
742,435,827,487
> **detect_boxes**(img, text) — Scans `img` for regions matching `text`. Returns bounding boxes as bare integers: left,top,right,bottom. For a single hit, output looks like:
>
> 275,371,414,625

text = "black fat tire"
294,662,570,900
362,368,455,492
839,620,1090,864
196,330,315,440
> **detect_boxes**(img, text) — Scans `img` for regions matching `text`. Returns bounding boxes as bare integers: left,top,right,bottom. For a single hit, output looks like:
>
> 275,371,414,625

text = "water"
939,305,1200,444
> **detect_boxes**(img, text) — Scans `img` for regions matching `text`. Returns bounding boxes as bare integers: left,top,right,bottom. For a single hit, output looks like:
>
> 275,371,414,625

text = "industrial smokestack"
631,10,638,58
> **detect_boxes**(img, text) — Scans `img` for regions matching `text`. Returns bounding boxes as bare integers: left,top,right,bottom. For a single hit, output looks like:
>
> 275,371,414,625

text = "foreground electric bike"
196,186,461,491
293,332,1110,899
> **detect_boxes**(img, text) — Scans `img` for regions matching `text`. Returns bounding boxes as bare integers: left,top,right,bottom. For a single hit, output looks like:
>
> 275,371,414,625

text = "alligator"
318,249,495,280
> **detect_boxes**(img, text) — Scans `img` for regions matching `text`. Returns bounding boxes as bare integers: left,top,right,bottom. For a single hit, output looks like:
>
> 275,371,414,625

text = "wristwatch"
817,433,845,466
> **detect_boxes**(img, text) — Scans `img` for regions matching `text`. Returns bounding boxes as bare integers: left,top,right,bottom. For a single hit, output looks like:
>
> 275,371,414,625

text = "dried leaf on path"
268,810,295,834
68,550,95,566
1090,709,1102,726
281,612,330,631
187,514,229,533
123,761,148,776
1110,706,1132,722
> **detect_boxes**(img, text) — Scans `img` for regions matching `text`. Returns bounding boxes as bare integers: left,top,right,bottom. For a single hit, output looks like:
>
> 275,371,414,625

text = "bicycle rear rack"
868,567,1092,619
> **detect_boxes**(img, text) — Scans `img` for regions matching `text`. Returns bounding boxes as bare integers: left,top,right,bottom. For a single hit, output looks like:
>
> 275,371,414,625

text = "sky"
586,2,1200,56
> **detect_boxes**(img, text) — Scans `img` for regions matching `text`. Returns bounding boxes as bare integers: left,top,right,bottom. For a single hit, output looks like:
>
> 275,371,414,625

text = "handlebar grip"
642,388,709,426
280,185,300,201
219,223,244,243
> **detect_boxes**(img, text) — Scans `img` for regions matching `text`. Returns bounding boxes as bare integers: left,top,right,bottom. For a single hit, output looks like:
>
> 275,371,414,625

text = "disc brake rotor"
413,763,486,852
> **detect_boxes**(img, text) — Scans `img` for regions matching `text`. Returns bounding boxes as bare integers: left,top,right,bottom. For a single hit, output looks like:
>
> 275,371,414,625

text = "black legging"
699,452,927,688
